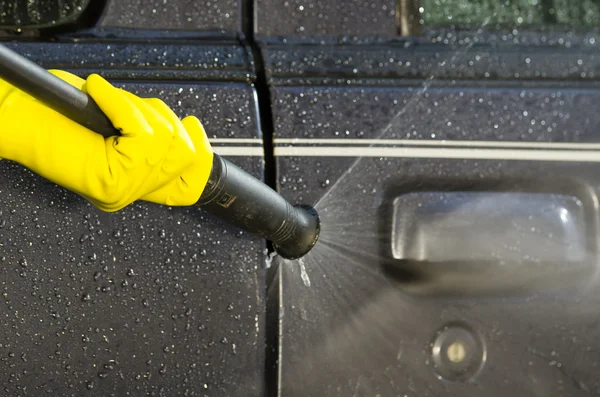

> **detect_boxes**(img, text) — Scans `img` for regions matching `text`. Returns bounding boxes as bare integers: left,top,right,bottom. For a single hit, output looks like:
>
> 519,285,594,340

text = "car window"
420,0,600,28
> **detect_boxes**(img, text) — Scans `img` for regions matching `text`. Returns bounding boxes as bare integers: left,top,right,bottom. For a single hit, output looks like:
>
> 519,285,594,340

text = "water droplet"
103,363,115,370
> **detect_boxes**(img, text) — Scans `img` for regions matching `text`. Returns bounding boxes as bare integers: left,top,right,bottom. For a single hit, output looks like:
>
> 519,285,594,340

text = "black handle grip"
197,155,320,259
0,43,118,138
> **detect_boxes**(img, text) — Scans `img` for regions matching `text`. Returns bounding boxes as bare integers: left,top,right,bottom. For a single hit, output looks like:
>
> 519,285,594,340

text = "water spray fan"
0,44,320,260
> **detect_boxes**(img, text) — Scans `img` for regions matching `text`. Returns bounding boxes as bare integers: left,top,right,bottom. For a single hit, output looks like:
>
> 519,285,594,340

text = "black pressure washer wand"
0,43,319,260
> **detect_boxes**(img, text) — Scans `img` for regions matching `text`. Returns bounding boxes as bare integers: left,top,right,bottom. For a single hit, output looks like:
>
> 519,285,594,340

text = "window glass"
421,0,600,27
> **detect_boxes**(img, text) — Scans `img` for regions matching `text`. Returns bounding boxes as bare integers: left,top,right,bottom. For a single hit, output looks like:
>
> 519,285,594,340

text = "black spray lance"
0,43,320,260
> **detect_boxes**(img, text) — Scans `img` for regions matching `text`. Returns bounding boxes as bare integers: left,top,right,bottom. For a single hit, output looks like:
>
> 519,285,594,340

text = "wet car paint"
2,0,600,395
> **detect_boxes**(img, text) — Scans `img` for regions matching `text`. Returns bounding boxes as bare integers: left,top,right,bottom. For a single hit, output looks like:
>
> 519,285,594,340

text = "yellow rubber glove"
0,71,213,212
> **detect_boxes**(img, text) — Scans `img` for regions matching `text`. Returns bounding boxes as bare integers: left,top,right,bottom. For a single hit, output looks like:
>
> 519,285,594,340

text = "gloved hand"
0,70,213,212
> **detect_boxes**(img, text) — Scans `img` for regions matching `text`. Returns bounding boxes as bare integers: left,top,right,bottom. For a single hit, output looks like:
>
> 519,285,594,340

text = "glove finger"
48,70,86,90
119,93,175,165
143,98,195,176
173,116,213,204
138,182,176,206
180,116,214,202
182,116,212,161
121,92,174,135
85,74,152,138
140,173,198,206
144,98,194,148
140,116,213,206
